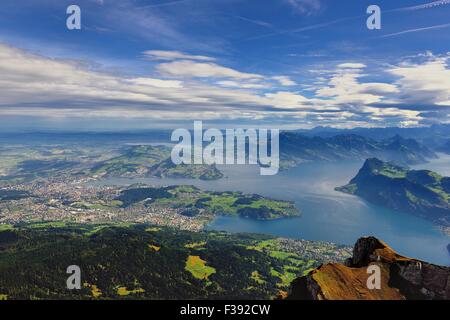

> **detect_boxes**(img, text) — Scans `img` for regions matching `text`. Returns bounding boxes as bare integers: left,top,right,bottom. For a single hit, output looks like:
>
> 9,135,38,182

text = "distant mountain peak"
280,132,436,167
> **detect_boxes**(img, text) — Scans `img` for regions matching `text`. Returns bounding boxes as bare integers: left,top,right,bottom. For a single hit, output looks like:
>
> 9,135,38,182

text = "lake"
93,155,450,266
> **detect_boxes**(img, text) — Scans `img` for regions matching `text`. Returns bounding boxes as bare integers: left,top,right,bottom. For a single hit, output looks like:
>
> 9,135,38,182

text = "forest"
0,222,349,300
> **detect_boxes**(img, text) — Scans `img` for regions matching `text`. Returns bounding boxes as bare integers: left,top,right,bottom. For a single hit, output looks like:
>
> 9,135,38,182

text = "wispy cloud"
234,16,274,29
244,1,450,42
156,60,264,80
285,0,322,15
143,50,215,61
379,22,450,38
392,0,450,12
245,15,361,41
139,0,192,9
93,0,226,53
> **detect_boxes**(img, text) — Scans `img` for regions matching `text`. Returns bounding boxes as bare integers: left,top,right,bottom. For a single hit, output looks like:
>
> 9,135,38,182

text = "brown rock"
288,236,450,300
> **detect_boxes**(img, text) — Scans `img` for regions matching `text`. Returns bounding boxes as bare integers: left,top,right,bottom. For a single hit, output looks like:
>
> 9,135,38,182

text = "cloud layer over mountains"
0,43,448,128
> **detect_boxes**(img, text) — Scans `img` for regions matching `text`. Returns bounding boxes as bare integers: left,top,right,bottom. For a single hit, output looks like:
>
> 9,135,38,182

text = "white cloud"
217,80,266,89
156,60,264,80
363,106,420,118
0,44,444,128
316,64,398,105
337,63,366,69
126,78,183,88
264,92,309,109
358,83,400,95
388,55,450,105
142,50,215,61
272,76,297,86
0,44,269,120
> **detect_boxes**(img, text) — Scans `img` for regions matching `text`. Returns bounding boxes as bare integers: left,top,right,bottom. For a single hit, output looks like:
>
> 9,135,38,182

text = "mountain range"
280,133,437,167
292,124,450,150
437,139,450,154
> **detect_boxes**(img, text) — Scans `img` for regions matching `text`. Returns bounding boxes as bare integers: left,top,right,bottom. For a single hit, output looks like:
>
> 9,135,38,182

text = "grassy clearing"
0,224,14,231
117,287,145,296
185,255,216,280
251,271,266,284
185,241,207,249
246,238,311,288
379,168,406,178
245,239,278,252
26,221,70,229
270,267,298,288
269,250,296,260
148,244,161,251
84,283,102,298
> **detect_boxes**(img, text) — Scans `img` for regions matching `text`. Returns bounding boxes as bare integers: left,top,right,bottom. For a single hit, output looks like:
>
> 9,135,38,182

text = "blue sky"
0,0,449,130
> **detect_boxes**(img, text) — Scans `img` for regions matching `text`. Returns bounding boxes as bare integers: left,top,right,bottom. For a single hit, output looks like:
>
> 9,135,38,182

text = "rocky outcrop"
288,237,450,300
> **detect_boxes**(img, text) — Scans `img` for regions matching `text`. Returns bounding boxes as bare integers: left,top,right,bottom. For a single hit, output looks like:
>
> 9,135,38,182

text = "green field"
118,185,300,220
185,255,216,280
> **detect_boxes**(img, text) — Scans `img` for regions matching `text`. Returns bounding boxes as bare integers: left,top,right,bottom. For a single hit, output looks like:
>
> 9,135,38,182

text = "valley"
1,132,450,265
1,129,450,301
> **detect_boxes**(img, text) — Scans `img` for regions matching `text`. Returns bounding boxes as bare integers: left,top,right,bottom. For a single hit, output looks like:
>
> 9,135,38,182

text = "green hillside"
336,158,450,226
0,223,350,300
117,185,300,220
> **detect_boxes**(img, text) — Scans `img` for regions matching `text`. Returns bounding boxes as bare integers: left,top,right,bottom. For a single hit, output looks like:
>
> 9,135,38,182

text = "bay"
93,157,450,265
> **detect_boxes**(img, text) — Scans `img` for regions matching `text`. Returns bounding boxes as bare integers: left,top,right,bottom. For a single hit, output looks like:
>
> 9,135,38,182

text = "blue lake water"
94,154,450,266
